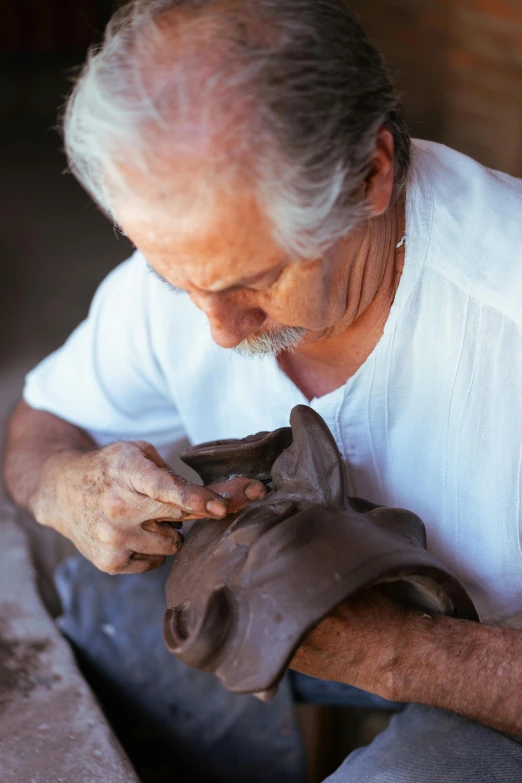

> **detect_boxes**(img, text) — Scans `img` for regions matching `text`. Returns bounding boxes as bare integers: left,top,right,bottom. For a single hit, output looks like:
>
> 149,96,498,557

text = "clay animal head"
164,406,478,696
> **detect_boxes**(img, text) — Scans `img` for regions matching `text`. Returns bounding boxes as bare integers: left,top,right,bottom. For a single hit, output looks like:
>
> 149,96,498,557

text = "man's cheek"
262,287,311,325
277,294,332,331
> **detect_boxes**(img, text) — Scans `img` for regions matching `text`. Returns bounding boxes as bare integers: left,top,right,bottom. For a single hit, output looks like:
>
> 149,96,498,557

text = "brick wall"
349,0,522,176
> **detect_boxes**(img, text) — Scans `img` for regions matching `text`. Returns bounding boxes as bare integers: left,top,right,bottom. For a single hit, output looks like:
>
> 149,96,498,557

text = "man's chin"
233,325,308,358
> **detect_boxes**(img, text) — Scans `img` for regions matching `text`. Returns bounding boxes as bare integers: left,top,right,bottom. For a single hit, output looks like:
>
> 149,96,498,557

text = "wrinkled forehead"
114,167,287,287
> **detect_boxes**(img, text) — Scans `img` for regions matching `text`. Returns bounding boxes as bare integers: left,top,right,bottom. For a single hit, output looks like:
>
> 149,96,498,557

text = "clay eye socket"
164,588,235,669
170,605,192,643
164,604,197,648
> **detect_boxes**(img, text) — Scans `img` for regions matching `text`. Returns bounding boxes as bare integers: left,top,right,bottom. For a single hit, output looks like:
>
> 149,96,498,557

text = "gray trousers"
56,556,522,783
326,704,522,782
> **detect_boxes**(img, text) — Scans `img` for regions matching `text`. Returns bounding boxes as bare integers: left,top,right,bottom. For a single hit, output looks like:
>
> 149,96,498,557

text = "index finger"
128,464,229,519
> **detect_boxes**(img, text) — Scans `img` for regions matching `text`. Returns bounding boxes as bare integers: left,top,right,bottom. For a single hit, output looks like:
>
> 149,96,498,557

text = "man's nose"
193,293,267,349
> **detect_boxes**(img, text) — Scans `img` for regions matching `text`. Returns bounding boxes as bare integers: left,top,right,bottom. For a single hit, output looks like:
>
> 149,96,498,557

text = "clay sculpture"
164,405,478,697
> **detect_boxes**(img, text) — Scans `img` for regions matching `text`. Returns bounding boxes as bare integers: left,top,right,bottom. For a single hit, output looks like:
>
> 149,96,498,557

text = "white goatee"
234,325,308,358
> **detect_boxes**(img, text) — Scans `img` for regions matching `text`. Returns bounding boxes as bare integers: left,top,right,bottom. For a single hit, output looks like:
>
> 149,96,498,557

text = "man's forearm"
4,400,95,515
292,590,522,737
394,611,522,736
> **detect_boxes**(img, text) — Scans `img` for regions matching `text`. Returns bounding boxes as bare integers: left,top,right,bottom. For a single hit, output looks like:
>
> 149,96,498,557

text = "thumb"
207,477,267,515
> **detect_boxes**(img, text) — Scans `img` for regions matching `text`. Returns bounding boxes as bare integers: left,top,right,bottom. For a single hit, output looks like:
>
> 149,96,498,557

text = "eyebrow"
146,262,284,295
146,264,184,293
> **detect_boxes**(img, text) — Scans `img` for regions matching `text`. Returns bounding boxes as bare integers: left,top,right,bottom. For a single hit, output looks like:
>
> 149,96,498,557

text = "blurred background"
1,1,521,781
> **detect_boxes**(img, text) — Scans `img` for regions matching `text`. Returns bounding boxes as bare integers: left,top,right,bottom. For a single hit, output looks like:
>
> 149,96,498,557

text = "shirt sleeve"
23,252,185,451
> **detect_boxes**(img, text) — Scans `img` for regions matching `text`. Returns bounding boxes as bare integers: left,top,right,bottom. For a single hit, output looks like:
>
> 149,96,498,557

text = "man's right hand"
5,404,266,576
32,439,267,575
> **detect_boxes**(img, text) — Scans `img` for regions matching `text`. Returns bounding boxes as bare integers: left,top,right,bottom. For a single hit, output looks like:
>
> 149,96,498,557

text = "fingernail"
206,499,228,518
244,482,267,501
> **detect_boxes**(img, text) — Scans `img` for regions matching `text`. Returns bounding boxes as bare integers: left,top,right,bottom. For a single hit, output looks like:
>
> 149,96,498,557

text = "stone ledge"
0,505,139,783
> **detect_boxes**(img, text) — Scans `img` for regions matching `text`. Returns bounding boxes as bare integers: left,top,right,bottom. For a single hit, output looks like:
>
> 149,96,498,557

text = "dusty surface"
0,359,138,780
0,507,140,782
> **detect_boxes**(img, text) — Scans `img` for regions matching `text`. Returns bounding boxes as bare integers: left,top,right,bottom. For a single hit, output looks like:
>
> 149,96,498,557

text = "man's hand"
5,403,267,576
290,587,407,701
30,439,266,575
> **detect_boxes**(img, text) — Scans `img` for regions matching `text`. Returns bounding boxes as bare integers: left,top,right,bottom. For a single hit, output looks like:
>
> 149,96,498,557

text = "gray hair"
64,0,411,259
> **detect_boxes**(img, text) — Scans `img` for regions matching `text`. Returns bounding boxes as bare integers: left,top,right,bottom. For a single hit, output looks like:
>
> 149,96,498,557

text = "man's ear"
364,126,396,217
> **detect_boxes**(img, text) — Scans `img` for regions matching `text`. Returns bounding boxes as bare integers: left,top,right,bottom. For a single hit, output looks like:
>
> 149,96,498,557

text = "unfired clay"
164,406,478,696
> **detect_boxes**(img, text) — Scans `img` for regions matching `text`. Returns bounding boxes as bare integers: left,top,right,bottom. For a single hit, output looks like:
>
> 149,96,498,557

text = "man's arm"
4,400,266,575
5,401,96,515
291,588,522,736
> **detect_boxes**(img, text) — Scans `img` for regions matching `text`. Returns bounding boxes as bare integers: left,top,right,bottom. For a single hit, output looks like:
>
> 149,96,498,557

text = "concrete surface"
0,504,139,783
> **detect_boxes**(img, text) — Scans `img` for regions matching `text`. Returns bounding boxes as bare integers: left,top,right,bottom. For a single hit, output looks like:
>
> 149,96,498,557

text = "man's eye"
146,265,185,294
250,269,284,292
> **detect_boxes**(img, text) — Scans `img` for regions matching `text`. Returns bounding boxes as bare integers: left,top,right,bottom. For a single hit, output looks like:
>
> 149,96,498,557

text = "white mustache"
233,325,308,358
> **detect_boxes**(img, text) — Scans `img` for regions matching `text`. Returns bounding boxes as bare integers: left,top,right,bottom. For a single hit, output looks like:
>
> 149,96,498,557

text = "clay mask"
164,406,478,696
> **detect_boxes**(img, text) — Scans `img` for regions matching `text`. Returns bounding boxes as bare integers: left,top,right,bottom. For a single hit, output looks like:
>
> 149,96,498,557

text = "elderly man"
5,0,522,780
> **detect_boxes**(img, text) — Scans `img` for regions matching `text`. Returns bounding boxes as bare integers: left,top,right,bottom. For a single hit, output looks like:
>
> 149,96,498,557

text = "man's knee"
326,705,522,783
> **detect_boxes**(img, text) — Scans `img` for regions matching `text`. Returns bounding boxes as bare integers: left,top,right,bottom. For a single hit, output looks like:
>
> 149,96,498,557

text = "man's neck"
279,198,406,400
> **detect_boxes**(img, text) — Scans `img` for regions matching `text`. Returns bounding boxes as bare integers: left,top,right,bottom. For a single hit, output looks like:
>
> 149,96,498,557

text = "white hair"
64,0,411,259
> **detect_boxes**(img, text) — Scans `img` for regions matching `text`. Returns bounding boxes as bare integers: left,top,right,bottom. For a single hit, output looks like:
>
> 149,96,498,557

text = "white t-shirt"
24,140,522,627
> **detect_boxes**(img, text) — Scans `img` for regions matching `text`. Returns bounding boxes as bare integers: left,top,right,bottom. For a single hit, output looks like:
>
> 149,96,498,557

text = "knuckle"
102,441,126,459
132,440,153,453
103,442,143,474
98,443,130,482
97,522,122,546
104,490,129,521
